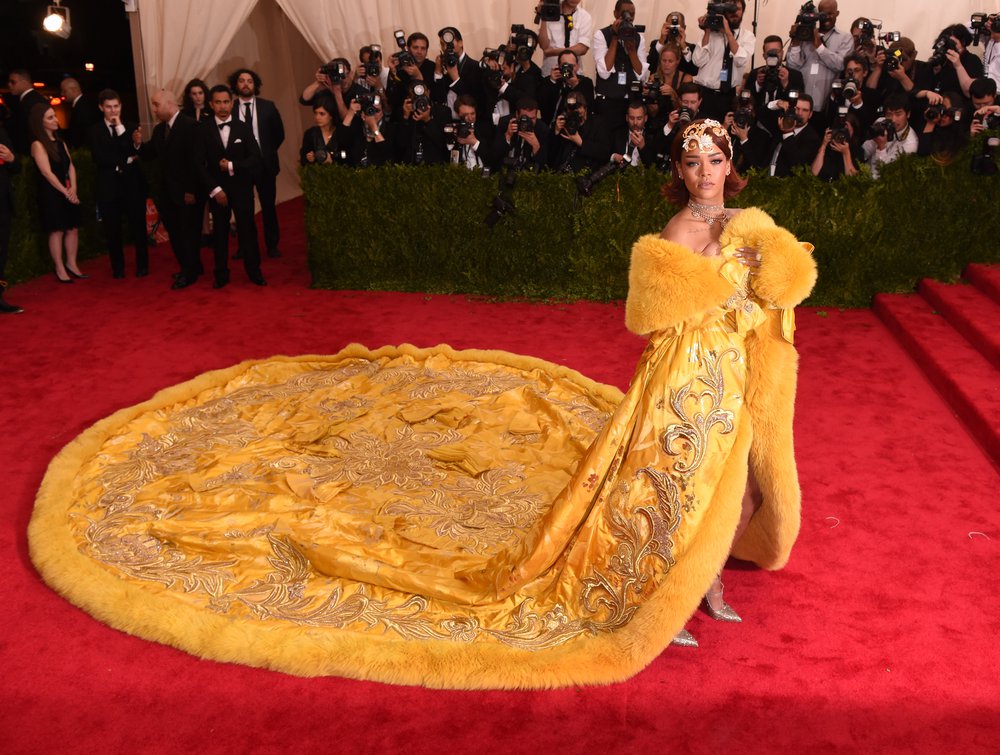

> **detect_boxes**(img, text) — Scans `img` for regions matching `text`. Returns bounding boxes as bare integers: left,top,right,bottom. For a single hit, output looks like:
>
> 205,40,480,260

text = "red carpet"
2,200,999,753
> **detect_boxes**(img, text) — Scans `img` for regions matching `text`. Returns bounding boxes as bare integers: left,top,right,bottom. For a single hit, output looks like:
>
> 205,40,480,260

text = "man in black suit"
90,89,149,278
609,101,660,167
229,68,284,259
538,50,595,127
492,98,550,171
431,27,482,111
767,93,822,177
5,69,48,154
746,35,806,136
136,89,205,289
60,78,99,150
549,91,611,172
200,85,265,288
386,32,437,120
0,121,22,313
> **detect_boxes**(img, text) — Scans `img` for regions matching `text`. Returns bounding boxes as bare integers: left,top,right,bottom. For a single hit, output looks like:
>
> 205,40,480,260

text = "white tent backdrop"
133,0,994,201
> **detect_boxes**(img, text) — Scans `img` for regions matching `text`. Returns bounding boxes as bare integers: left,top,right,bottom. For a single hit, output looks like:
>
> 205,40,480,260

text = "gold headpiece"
679,119,732,156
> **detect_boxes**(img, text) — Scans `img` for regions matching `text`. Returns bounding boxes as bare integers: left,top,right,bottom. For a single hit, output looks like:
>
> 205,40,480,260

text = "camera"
793,1,825,42
535,0,562,24
576,159,627,197
778,89,800,129
313,148,329,164
855,19,876,46
320,60,349,82
830,106,850,144
516,114,535,134
971,135,1000,176
870,118,895,141
925,104,962,122
618,9,646,44
392,29,416,69
443,119,474,145
830,78,858,102
510,25,538,62
364,45,382,78
481,49,504,87
929,34,958,69
704,2,737,32
627,80,644,103
733,108,753,129
667,13,682,39
676,106,696,125
884,48,904,72
356,93,381,117
410,84,430,114
970,13,999,45
559,62,575,83
441,28,460,68
562,95,584,134
763,49,782,92
984,113,1000,130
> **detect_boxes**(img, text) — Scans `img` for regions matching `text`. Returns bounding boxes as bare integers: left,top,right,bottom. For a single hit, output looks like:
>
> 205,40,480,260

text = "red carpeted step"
918,279,1000,369
965,262,1000,305
873,292,1000,467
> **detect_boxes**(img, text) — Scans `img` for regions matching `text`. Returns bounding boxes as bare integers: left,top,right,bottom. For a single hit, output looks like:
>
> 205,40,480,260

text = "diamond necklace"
688,201,728,227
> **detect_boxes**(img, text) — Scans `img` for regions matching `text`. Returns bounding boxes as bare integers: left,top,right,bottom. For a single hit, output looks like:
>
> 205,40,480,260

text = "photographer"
539,50,595,126
692,0,755,121
357,46,390,93
300,98,344,166
480,47,540,128
536,0,594,78
550,91,610,172
849,17,878,67
860,93,918,178
661,82,703,154
811,110,861,180
387,32,436,120
917,90,968,162
915,25,983,107
646,44,694,116
432,27,482,111
492,97,549,171
450,95,494,170
396,81,452,165
746,35,805,133
726,92,772,171
647,12,698,78
868,38,922,104
786,0,854,120
300,58,357,119
340,91,393,167
767,92,821,176
969,78,1000,138
825,54,879,134
593,1,650,125
609,101,659,167
986,15,1000,87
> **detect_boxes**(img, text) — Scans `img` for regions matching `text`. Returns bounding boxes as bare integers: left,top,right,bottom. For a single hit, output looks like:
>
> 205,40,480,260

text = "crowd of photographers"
297,0,1000,189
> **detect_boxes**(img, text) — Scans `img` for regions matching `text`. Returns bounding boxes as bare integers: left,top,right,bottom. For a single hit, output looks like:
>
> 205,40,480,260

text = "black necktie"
109,123,117,139
244,102,253,128
218,121,231,130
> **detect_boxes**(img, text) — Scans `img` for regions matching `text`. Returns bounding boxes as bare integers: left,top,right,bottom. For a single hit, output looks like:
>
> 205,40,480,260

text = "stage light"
84,63,95,72
43,2,72,39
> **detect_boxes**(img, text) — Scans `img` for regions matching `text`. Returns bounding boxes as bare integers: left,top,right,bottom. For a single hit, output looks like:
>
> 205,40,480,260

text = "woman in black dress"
29,105,82,283
300,98,341,166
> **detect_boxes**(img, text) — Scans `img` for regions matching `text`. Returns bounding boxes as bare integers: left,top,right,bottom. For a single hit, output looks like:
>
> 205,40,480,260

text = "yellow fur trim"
29,343,743,689
624,234,736,336
722,208,817,309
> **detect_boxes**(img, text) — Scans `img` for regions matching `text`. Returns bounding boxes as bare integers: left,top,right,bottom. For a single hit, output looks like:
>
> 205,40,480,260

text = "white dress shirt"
540,8,594,76
692,27,754,92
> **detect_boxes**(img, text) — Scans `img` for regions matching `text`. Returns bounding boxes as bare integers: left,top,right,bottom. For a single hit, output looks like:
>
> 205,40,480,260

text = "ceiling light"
43,3,72,39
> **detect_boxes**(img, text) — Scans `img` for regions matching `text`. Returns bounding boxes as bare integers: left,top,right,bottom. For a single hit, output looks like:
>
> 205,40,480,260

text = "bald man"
136,89,206,289
60,77,98,149
786,0,854,116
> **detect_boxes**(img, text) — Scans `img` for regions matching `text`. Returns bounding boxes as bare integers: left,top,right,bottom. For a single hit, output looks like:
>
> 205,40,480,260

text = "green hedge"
303,138,1000,307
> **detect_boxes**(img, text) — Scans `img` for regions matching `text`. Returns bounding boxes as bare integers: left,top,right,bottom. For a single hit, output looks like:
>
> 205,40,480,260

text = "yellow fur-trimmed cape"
625,207,817,570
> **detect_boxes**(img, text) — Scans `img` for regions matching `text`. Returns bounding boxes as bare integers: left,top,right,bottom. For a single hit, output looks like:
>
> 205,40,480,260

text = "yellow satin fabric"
60,246,766,650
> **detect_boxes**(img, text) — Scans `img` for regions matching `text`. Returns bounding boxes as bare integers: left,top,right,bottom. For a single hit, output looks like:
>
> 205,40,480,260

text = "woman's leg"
49,231,68,278
64,228,80,272
704,469,763,615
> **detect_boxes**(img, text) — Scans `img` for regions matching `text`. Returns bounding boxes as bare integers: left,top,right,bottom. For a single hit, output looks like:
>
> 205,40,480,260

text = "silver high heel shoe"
703,580,742,623
671,628,699,647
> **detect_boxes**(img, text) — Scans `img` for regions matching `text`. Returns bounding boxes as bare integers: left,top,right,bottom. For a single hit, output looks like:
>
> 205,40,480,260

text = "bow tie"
217,121,232,130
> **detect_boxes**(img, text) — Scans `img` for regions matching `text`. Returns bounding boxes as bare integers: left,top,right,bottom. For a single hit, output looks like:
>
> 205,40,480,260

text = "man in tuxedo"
609,101,659,167
538,50,595,126
549,91,610,172
0,121,23,313
492,98,550,171
431,27,482,111
746,35,805,136
60,78,99,149
136,89,205,289
229,68,284,259
5,69,48,153
387,33,437,121
200,85,265,289
90,89,149,278
767,93,821,177
450,95,494,170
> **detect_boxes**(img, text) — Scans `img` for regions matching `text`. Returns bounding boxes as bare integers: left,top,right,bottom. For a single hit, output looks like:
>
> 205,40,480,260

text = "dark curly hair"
228,68,262,94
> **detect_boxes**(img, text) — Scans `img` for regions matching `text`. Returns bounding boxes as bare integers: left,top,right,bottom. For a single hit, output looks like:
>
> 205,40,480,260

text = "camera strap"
563,15,572,47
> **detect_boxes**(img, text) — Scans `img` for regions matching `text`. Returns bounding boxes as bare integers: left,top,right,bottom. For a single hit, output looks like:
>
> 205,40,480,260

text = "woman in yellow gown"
30,120,817,689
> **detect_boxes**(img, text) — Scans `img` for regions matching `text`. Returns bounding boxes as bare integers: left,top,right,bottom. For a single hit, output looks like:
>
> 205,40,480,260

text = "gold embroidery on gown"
32,241,778,684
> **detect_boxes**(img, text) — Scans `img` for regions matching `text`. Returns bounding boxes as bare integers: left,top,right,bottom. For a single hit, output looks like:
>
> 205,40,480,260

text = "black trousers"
253,170,279,253
0,204,11,281
158,197,204,280
98,189,149,275
208,191,260,282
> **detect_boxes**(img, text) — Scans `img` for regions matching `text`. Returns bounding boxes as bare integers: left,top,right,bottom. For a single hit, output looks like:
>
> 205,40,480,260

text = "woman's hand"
735,246,761,272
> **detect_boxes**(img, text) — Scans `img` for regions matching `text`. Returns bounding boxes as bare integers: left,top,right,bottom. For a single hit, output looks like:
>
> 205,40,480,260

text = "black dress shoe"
0,299,23,314
112,271,126,279
66,268,89,279
55,273,74,284
136,268,149,278
171,276,195,290
249,274,267,286
266,248,281,258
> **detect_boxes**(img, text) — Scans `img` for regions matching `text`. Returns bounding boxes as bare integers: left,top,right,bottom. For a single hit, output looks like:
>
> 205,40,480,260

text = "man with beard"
229,68,285,259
